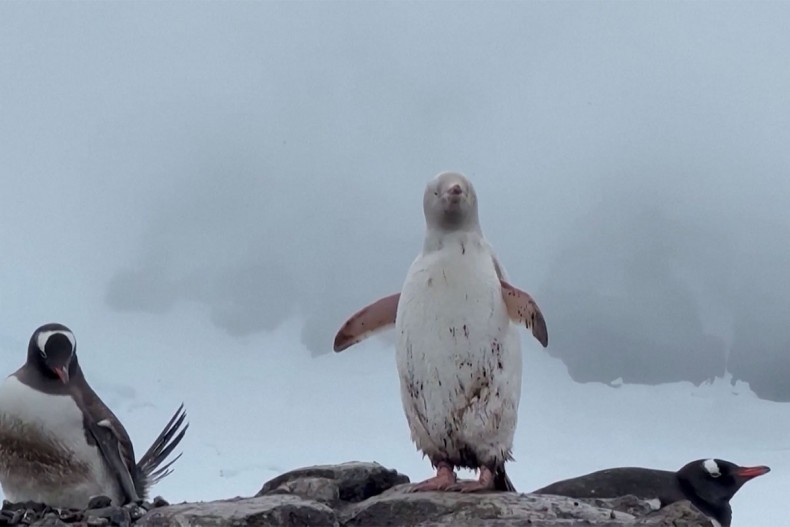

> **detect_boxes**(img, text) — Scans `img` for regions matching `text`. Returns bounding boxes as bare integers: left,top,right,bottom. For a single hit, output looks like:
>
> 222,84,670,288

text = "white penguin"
335,172,547,492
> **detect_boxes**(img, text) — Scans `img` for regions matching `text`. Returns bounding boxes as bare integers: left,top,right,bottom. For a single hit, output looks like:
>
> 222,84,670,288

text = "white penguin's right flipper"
333,293,400,351
500,280,548,348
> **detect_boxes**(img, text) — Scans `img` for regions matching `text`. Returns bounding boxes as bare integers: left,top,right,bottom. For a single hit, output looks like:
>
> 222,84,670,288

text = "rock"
85,506,131,527
579,495,659,517
136,495,338,527
124,504,146,521
56,510,83,523
263,477,340,505
2,502,47,514
257,461,410,504
29,514,67,527
21,508,39,525
138,462,713,527
0,462,716,527
87,497,113,510
635,501,716,526
0,509,22,526
340,487,638,526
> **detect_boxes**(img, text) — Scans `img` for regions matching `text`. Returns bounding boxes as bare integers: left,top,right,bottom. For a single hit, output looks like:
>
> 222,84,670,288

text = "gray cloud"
3,2,790,398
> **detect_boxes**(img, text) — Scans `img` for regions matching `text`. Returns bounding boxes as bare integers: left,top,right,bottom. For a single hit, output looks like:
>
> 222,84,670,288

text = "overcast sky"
2,1,790,399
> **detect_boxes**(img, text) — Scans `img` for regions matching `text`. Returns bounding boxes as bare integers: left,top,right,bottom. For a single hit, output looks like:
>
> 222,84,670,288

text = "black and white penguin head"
28,323,77,384
678,458,770,505
423,172,480,232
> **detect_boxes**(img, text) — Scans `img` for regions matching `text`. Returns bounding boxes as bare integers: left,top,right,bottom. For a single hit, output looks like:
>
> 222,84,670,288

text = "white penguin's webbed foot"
446,466,497,493
408,461,457,492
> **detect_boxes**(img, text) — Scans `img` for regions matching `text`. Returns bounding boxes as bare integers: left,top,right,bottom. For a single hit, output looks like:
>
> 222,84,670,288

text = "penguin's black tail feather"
135,403,189,495
494,465,516,492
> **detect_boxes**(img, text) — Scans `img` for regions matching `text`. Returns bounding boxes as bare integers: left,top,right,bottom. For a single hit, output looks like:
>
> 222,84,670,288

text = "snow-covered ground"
1,306,784,526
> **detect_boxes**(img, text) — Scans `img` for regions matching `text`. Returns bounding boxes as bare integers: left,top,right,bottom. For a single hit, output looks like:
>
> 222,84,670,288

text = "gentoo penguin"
0,323,188,508
334,172,548,492
532,458,770,527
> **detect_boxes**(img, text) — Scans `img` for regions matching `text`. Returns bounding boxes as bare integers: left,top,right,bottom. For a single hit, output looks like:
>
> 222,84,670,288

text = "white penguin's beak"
442,181,467,207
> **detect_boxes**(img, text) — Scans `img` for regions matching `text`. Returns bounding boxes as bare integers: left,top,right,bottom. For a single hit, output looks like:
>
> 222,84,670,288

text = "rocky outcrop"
16,462,714,527
3,496,164,527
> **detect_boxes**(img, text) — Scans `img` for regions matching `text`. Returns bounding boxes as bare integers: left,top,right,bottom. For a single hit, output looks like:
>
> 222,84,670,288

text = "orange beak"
53,366,70,384
735,465,771,480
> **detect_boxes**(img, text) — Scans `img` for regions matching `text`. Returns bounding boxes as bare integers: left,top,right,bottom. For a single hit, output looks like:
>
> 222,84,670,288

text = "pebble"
151,497,169,509
87,497,112,510
0,496,170,527
21,509,38,524
32,513,67,527
56,511,82,523
123,505,145,521
2,503,46,514
0,510,22,525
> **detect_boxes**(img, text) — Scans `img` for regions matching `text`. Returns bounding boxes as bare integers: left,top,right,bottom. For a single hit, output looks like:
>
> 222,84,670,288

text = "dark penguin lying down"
533,458,769,527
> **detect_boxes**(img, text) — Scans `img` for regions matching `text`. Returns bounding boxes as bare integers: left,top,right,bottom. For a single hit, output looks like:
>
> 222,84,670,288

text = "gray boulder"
135,462,714,527
257,461,410,505
136,495,338,527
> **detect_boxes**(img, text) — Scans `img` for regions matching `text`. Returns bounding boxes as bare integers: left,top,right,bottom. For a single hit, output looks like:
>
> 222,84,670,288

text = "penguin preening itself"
0,323,188,508
532,458,770,527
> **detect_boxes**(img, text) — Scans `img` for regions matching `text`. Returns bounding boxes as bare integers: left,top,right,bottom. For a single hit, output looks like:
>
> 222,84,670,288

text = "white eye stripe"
703,459,721,477
36,330,76,354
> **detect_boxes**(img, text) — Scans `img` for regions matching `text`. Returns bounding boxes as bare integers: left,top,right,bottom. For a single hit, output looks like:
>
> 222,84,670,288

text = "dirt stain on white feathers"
0,417,92,485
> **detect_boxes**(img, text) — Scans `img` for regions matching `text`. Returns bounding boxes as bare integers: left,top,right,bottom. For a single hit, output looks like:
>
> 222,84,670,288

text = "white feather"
395,230,521,466
0,376,121,507
703,459,721,477
36,330,75,354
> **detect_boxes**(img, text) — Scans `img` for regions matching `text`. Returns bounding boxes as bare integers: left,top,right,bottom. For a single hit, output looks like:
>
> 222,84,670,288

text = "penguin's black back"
533,467,685,505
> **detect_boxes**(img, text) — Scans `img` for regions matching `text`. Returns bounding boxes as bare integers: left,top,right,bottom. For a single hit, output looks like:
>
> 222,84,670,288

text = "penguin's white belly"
0,377,121,508
395,246,522,468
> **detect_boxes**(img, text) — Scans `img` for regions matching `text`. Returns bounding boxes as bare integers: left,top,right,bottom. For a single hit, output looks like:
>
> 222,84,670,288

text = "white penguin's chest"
0,376,117,507
396,240,510,360
394,237,522,464
395,239,520,398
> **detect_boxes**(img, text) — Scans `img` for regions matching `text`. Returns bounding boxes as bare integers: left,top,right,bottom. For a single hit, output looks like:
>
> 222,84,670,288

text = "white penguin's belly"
395,246,522,468
0,377,121,508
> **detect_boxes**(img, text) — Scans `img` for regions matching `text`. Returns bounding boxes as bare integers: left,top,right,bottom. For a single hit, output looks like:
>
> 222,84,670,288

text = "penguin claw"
446,480,496,493
409,464,458,492
408,476,457,492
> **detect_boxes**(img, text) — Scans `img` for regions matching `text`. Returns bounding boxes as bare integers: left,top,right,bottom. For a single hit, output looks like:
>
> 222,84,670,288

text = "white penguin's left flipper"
500,280,548,348
333,293,400,351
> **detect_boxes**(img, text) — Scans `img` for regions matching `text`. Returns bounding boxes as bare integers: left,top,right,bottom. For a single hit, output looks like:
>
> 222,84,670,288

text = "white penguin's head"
423,172,480,233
